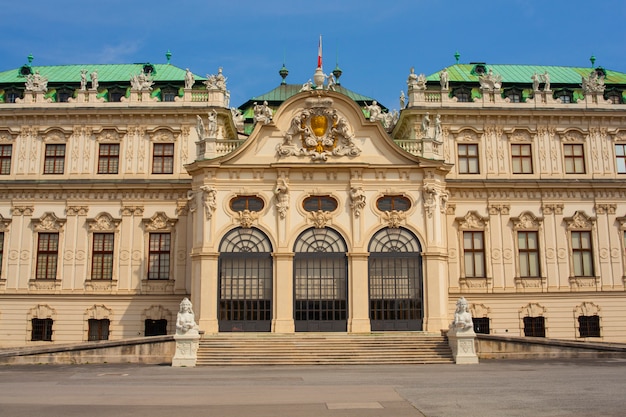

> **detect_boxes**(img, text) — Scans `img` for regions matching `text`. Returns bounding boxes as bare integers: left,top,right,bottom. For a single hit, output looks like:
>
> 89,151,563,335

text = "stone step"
196,333,454,365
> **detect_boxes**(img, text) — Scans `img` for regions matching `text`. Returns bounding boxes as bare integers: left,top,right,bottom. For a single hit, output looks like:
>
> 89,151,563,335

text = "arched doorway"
293,228,347,332
368,227,423,331
218,227,273,332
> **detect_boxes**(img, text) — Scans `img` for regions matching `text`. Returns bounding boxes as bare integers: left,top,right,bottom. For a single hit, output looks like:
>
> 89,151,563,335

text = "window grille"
31,318,53,341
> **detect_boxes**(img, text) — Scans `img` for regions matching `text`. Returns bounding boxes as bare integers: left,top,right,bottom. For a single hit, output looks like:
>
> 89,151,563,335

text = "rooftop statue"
531,72,540,91
24,71,48,92
479,69,502,91
184,68,195,89
364,101,383,121
541,71,550,91
80,69,88,91
204,67,228,91
231,107,245,132
407,67,418,89
90,70,99,91
130,72,154,91
253,101,273,124
326,73,336,91
439,68,449,90
582,70,606,94
399,91,406,109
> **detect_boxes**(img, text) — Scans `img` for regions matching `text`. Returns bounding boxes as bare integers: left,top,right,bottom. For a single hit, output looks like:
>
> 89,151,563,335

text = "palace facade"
1,57,625,346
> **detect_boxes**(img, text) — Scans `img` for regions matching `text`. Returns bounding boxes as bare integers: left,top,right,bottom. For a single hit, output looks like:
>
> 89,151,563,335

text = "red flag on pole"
317,35,323,69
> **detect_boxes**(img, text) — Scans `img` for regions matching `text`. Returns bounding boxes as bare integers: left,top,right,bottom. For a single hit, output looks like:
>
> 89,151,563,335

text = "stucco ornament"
274,178,289,219
382,210,406,228
237,209,258,228
277,97,360,161
349,186,366,217
200,185,217,219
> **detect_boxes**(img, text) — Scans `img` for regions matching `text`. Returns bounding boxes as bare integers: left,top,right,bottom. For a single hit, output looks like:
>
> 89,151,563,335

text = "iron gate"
294,228,347,332
368,227,423,331
218,228,273,332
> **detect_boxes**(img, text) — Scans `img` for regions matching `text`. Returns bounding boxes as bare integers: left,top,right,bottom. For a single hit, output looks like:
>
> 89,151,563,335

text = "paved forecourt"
1,358,625,417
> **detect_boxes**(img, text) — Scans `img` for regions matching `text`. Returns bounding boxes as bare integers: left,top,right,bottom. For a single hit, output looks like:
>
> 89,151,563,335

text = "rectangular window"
615,144,626,173
44,144,66,174
0,144,12,175
578,315,601,338
523,316,545,337
511,144,533,174
463,231,485,277
472,317,490,334
518,231,540,277
92,233,114,280
152,143,174,174
98,144,120,174
145,319,168,336
458,144,479,174
88,319,110,341
36,233,59,280
148,233,170,280
564,144,585,174
572,231,594,276
31,318,53,341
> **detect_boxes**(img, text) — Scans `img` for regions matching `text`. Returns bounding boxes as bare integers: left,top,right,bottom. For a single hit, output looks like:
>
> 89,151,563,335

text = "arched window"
293,228,347,332
218,227,273,332
368,227,423,331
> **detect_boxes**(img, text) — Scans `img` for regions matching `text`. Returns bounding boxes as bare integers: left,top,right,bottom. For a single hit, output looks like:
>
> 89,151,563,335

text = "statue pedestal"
447,327,479,364
171,332,200,367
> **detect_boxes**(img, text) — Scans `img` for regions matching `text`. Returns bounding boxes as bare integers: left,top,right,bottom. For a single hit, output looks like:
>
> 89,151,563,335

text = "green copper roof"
248,84,376,104
0,64,204,84
427,64,626,85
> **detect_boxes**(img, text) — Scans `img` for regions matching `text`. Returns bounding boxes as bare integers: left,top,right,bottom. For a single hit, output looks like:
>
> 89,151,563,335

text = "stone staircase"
197,332,454,365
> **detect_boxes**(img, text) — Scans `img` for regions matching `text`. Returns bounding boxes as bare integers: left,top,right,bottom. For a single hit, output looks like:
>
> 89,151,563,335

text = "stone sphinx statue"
176,297,199,336
450,297,474,332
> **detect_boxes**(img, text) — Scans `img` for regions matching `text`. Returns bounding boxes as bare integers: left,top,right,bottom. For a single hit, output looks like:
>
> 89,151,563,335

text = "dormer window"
504,88,523,103
452,87,472,102
555,89,573,103
19,65,32,76
143,64,155,75
470,63,487,76
605,90,622,104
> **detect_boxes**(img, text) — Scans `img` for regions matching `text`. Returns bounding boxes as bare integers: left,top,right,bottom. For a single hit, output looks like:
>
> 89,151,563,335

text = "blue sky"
2,0,625,110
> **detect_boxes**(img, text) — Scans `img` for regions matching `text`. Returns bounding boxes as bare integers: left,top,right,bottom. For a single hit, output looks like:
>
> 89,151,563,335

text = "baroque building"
0,56,625,346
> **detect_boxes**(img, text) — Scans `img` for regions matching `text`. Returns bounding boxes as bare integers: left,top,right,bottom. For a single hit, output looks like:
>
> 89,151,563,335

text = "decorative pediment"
277,97,361,161
510,211,543,230
85,304,114,320
0,128,18,143
28,304,56,319
142,212,177,231
564,211,595,230
455,211,488,230
574,302,600,317
455,129,479,142
87,213,121,232
42,128,70,143
507,130,532,142
150,129,176,142
519,302,546,317
559,130,585,142
32,212,66,232
95,129,122,142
